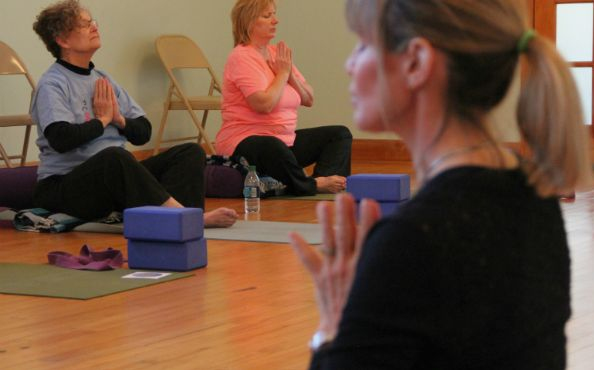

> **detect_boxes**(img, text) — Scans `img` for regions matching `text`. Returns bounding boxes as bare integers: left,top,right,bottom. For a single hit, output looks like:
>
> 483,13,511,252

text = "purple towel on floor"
48,245,124,271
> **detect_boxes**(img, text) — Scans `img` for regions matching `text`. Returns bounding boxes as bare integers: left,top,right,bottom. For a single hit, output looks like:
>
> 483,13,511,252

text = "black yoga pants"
33,143,206,220
232,125,352,195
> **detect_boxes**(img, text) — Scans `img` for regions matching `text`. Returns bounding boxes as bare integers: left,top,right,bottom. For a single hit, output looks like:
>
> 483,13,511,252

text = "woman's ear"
55,35,68,50
401,37,436,90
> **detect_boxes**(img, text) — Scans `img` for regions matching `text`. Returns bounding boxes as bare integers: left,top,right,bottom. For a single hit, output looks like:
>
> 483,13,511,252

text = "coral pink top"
215,44,306,156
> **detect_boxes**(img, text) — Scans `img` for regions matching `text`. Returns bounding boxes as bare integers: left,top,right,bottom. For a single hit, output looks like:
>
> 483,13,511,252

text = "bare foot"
204,207,238,228
315,175,347,194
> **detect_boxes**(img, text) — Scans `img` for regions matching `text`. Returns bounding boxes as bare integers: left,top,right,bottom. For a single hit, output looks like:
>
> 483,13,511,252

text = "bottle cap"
249,165,256,171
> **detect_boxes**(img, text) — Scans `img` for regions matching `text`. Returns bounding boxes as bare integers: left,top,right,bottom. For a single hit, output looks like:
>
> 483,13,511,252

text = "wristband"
308,330,335,352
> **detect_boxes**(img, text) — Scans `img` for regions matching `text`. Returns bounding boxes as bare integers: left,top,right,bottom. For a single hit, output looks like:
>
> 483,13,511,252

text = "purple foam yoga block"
124,206,203,242
127,237,207,271
377,200,408,216
356,199,408,219
347,174,410,201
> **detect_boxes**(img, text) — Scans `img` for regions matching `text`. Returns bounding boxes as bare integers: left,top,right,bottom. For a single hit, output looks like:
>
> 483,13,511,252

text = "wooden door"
535,0,594,135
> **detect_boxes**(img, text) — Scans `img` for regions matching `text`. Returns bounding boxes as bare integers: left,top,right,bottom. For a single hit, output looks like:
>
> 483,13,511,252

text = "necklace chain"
423,140,492,179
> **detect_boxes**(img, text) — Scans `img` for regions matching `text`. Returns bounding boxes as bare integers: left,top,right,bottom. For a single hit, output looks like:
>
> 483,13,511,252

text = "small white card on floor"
122,271,172,279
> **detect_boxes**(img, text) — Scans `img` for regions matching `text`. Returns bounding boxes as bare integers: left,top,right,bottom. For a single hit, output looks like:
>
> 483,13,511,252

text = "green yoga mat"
0,263,193,300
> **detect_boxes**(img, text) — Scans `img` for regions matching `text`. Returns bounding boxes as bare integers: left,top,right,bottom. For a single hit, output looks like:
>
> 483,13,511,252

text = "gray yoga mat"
64,220,322,244
2,210,321,244
0,209,124,233
0,209,15,221
74,222,124,233
273,193,336,201
204,220,322,244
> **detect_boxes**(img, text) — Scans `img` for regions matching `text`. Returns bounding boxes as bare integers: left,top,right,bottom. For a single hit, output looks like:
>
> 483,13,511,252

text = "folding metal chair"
154,35,222,155
0,41,36,168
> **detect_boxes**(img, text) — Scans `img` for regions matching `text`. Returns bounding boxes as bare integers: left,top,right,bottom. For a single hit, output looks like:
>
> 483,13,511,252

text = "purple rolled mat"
0,163,243,211
0,166,37,209
204,164,244,198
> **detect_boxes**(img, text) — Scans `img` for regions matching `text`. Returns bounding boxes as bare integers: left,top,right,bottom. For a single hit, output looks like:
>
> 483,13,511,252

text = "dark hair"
33,0,84,59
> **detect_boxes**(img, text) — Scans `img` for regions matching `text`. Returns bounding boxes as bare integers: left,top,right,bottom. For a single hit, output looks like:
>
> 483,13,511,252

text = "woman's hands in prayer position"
289,193,381,344
93,78,125,128
267,41,292,82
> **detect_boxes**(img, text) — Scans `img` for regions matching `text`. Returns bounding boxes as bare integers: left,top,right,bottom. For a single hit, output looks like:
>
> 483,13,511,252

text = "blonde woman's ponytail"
517,34,593,197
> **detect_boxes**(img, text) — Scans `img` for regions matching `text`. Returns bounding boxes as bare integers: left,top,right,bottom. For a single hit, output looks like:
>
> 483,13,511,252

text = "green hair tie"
517,29,536,53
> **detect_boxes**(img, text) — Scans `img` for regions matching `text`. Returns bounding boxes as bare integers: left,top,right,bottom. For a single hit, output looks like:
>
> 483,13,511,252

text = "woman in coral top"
216,0,353,195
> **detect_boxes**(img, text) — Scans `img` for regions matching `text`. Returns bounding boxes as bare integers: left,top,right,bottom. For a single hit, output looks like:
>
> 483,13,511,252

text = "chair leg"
197,110,210,144
0,143,13,168
154,84,176,156
154,103,170,156
20,125,32,166
186,108,215,154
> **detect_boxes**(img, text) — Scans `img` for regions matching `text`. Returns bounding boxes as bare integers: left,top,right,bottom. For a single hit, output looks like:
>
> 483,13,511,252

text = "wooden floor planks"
0,162,592,369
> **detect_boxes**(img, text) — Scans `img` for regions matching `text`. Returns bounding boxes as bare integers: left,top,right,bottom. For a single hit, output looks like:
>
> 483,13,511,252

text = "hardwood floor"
562,191,594,370
0,161,592,370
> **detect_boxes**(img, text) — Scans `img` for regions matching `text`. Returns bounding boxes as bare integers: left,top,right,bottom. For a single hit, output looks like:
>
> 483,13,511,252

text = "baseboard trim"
350,139,526,163
351,139,411,162
133,139,414,162
133,139,525,163
17,138,592,168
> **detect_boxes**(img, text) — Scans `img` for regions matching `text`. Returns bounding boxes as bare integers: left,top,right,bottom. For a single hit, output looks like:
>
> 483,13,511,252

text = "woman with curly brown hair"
31,0,237,227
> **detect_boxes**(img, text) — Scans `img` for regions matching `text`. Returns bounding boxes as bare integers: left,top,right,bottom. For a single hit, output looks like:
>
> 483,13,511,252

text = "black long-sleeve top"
310,166,570,370
44,117,151,153
43,58,151,153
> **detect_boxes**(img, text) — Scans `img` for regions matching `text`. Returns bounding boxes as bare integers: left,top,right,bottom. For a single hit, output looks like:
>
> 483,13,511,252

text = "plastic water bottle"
244,165,260,214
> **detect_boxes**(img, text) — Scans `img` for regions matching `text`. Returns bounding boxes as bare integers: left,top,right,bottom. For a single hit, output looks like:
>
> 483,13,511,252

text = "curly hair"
33,0,85,59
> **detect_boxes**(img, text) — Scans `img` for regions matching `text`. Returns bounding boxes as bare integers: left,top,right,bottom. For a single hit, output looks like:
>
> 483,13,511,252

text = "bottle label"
243,186,259,198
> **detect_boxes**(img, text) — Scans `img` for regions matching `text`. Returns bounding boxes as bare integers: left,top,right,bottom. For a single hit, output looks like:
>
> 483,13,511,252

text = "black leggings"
33,143,206,220
232,125,352,195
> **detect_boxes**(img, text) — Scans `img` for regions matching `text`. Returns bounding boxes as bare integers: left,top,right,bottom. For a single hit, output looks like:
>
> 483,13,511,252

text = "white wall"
0,0,519,163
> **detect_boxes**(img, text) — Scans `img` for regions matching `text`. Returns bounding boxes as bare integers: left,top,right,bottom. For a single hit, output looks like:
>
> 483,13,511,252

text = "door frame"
534,0,594,138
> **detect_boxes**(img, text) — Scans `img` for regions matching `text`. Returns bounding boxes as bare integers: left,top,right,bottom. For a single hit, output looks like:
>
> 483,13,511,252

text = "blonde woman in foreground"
290,0,593,369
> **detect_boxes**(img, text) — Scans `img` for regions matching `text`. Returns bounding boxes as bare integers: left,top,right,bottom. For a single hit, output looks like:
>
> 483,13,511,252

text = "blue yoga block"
357,199,408,218
127,237,207,271
124,206,203,242
378,200,407,216
347,174,410,201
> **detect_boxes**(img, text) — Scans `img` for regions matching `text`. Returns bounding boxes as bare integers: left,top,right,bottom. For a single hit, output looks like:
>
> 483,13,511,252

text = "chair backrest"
155,35,221,93
0,41,36,89
0,41,36,167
